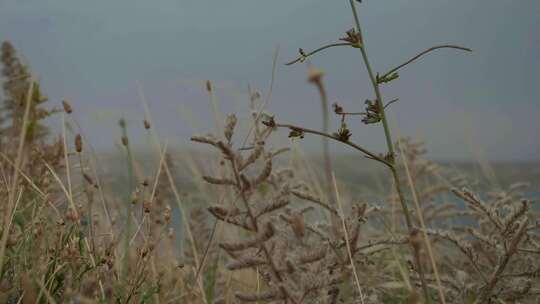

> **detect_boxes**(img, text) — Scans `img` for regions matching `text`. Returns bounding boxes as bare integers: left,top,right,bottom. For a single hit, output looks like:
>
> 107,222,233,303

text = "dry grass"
0,3,539,304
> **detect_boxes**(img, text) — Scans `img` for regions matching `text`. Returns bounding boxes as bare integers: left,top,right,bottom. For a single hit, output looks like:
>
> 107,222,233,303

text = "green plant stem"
389,167,412,229
268,122,391,168
285,43,352,65
347,1,430,302
380,45,472,80
347,0,412,230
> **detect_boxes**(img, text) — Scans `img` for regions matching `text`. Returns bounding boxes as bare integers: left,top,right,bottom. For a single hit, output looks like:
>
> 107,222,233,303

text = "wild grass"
0,2,539,304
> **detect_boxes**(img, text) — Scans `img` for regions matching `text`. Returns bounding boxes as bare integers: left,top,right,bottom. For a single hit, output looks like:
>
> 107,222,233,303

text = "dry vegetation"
0,2,539,304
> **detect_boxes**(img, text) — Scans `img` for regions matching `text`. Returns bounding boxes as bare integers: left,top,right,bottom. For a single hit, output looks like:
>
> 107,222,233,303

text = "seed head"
290,213,306,239
131,189,140,204
143,119,151,130
224,114,237,142
332,103,344,115
339,29,362,47
62,100,73,114
307,67,324,84
74,134,82,153
164,205,172,222
83,173,98,188
118,118,126,128
143,200,152,213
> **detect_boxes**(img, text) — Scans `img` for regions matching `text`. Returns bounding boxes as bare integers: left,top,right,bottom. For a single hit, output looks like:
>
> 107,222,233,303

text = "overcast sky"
1,0,539,160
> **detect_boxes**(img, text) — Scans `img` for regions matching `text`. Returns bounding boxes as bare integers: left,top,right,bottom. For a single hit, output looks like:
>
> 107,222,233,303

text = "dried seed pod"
224,114,237,142
74,134,82,153
206,80,212,92
307,67,324,84
190,135,217,146
299,246,327,264
131,188,140,204
143,200,152,213
220,222,274,252
207,206,241,218
253,158,272,185
121,136,129,147
239,174,251,190
164,205,172,222
238,142,263,171
290,212,305,239
202,175,236,186
143,119,151,130
62,100,73,114
83,173,98,189
227,256,266,270
235,289,283,302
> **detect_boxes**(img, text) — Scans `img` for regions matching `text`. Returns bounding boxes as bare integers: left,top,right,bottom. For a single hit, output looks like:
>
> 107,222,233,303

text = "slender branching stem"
347,0,430,302
389,167,413,229
380,45,472,81
285,43,352,66
265,121,391,168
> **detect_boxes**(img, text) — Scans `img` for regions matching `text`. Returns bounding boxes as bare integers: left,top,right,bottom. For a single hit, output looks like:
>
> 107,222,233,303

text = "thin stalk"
332,172,366,304
136,84,209,304
285,43,352,65
397,135,447,304
380,45,472,80
348,1,396,162
0,80,33,278
77,153,95,251
68,116,114,237
267,122,391,168
347,1,430,302
120,119,135,281
310,70,342,237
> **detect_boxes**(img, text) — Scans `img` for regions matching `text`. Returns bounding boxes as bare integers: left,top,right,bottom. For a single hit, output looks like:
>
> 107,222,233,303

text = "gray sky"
1,0,539,160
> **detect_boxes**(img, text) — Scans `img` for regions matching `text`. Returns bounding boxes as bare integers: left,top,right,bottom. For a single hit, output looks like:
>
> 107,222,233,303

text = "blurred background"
0,0,539,161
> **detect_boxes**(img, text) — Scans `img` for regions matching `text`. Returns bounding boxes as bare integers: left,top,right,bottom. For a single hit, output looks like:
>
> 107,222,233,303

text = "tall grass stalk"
346,1,430,300
137,87,209,304
332,172,366,303
0,80,34,278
